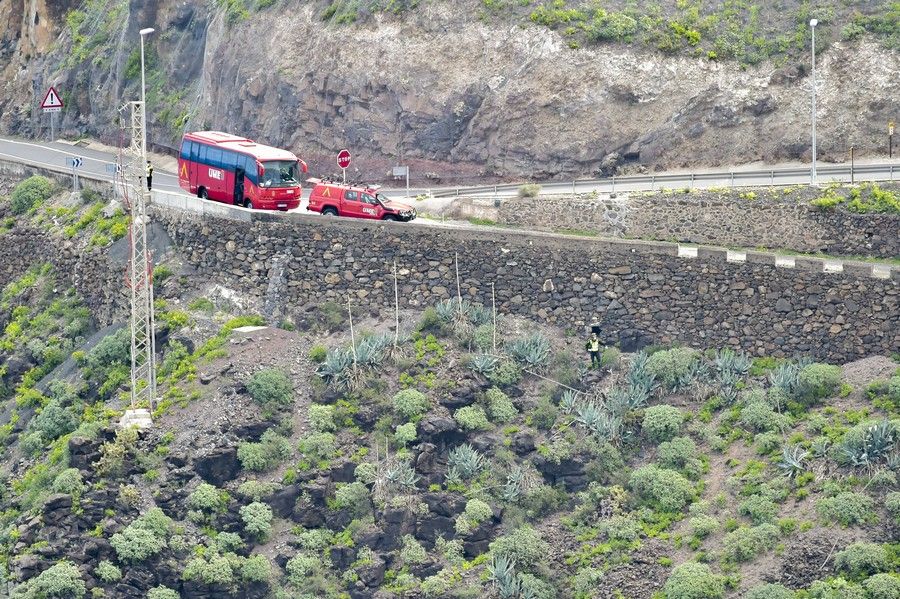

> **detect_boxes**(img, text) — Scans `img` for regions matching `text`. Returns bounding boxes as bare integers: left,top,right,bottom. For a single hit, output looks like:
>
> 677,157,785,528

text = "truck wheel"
383,214,398,221
198,188,208,200
323,207,338,216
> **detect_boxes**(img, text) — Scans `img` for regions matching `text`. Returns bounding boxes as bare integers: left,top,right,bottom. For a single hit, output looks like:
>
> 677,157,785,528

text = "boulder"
194,447,240,486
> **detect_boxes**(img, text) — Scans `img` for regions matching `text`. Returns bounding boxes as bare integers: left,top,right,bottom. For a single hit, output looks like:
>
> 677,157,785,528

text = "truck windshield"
260,160,300,188
376,193,391,205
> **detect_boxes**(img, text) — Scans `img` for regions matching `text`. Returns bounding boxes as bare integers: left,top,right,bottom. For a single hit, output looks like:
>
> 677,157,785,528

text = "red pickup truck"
306,179,416,222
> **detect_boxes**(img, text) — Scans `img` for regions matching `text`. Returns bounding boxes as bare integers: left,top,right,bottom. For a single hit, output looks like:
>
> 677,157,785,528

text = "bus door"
189,141,200,192
234,167,245,206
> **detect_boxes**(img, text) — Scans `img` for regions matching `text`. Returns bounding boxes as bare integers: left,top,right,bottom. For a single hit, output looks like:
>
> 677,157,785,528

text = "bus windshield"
260,160,300,188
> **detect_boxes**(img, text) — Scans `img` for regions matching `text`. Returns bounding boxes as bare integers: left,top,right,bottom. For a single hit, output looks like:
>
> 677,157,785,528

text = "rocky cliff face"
0,0,897,183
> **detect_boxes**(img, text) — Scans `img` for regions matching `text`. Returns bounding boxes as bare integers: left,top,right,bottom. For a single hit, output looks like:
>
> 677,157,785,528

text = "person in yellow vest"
585,332,601,368
146,161,153,191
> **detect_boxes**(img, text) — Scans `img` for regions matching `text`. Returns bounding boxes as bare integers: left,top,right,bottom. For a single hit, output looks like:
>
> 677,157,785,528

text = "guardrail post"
651,176,655,191
690,173,694,189
611,176,615,194
572,180,576,198
730,171,734,188
770,170,774,185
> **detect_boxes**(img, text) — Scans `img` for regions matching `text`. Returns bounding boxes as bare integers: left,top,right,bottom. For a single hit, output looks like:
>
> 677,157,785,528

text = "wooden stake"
455,252,463,318
491,281,497,353
348,295,358,370
393,260,400,349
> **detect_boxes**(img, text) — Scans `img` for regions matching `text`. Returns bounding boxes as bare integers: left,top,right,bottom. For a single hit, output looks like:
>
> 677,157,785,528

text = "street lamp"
809,19,818,185
139,27,155,173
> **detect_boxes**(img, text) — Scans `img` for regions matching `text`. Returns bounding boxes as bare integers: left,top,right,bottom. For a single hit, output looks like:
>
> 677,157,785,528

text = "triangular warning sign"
41,87,63,111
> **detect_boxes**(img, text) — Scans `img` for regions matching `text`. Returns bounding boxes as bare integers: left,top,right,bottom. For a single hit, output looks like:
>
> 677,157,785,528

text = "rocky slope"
0,173,898,598
0,1,898,183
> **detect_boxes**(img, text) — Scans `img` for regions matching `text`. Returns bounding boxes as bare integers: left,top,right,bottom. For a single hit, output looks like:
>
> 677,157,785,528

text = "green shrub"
421,569,455,597
738,495,778,524
628,465,694,512
94,560,122,583
237,480,279,502
487,359,522,387
744,583,794,599
454,405,491,431
645,347,699,389
740,400,789,432
688,514,718,538
797,363,842,404
598,514,641,542
863,574,900,599
308,404,335,432
657,436,702,477
886,492,900,525
187,482,228,514
215,532,244,553
285,553,323,588
51,468,85,497
237,430,292,471
455,498,493,535
333,482,370,517
489,526,548,572
297,431,335,462
817,492,876,526
10,175,53,214
308,345,327,363
15,560,86,598
183,552,235,586
662,562,725,599
394,422,417,447
484,387,517,422
722,524,779,562
240,501,273,541
392,389,430,420
147,586,181,599
835,543,888,578
400,534,428,564
531,395,558,429
518,183,541,198
642,405,683,442
241,554,271,582
110,508,173,563
808,577,867,598
247,368,293,407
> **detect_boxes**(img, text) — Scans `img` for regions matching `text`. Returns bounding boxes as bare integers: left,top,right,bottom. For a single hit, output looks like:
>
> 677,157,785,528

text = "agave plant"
715,348,751,378
469,353,499,376
560,389,580,415
468,304,493,326
769,362,801,398
506,332,552,369
777,444,809,479
488,555,520,599
317,348,354,388
589,411,624,444
384,459,420,491
574,401,604,431
502,465,526,502
606,385,647,416
447,444,486,480
717,370,741,404
840,419,898,470
810,437,831,459
434,299,458,323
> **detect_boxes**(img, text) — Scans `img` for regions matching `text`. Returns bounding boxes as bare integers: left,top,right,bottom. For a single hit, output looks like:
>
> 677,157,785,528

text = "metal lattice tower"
124,101,157,415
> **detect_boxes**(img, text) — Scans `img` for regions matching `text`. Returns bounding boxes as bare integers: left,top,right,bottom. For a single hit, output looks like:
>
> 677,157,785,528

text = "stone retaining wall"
154,209,899,362
479,186,900,258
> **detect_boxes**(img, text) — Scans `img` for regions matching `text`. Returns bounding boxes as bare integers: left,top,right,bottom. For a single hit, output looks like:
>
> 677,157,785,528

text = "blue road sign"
104,163,122,174
67,157,83,168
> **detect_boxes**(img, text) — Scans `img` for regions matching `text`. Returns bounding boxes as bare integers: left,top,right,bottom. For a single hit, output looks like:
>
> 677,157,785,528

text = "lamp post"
139,27,155,169
810,19,818,186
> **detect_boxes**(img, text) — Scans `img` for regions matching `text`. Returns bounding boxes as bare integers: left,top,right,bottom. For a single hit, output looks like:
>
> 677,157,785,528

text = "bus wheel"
323,207,338,216
244,199,253,210
198,188,208,200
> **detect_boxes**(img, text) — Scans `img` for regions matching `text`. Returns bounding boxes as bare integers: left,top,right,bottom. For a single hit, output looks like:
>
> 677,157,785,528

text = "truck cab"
307,179,416,222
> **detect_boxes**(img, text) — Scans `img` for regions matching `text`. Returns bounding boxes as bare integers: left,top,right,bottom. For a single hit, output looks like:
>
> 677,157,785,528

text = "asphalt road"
4,135,898,201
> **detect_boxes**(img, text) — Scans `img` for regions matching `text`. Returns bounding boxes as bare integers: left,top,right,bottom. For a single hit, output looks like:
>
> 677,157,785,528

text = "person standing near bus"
146,161,153,191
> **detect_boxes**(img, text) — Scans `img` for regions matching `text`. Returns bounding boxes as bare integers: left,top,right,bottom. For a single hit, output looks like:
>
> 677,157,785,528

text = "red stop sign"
337,149,352,170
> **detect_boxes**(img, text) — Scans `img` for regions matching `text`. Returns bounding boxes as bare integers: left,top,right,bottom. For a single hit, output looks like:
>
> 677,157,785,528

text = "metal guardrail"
421,162,899,199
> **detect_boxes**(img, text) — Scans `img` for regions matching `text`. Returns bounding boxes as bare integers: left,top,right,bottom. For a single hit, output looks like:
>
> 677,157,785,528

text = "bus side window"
189,141,199,162
209,148,223,169
243,157,256,183
180,140,189,160
198,144,208,165
224,150,237,170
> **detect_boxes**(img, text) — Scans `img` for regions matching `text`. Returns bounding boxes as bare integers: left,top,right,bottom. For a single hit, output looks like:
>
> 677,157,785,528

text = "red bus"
178,131,307,211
